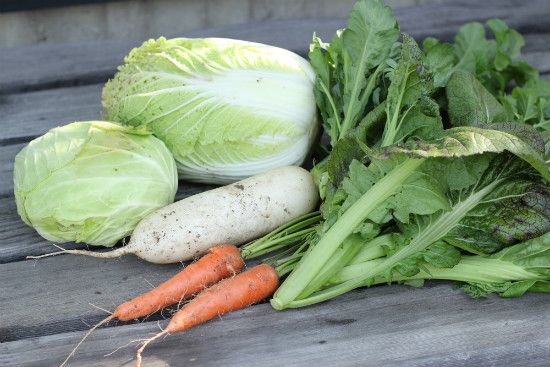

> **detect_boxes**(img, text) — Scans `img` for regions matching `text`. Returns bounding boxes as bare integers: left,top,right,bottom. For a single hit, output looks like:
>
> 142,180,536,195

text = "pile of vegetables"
13,0,550,364
242,0,550,309
102,37,319,184
16,42,318,252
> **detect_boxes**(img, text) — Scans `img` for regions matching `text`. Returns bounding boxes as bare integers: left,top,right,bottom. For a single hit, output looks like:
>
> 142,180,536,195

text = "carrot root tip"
135,330,168,367
60,315,114,367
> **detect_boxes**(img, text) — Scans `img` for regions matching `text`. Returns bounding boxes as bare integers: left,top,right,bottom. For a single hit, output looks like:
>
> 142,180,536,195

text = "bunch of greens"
242,0,550,310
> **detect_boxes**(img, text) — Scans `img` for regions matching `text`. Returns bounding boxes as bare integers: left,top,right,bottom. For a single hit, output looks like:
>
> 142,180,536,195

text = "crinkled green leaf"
528,280,550,293
387,171,449,223
309,34,342,144
445,158,550,254
506,60,539,87
392,95,443,144
374,124,550,180
459,279,546,298
381,234,460,277
336,157,448,228
501,80,550,133
487,18,524,72
453,22,495,75
422,241,462,268
422,38,455,88
494,231,550,275
313,0,399,144
381,34,442,146
326,134,364,186
446,70,506,126
425,19,534,96
340,0,399,137
459,281,515,298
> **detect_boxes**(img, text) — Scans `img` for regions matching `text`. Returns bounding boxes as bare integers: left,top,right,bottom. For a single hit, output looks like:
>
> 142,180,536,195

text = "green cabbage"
102,37,318,184
14,121,178,247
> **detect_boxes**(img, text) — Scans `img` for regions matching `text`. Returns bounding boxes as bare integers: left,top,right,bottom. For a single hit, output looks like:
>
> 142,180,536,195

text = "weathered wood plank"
0,197,54,263
0,254,180,343
0,84,103,145
2,0,550,93
1,279,549,366
0,182,215,264
0,19,343,94
0,143,22,196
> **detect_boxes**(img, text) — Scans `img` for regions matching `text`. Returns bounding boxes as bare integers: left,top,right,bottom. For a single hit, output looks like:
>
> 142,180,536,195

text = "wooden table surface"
1,1,550,366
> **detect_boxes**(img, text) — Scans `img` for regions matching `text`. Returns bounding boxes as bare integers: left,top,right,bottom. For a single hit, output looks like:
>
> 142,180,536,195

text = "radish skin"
30,166,318,263
132,166,318,263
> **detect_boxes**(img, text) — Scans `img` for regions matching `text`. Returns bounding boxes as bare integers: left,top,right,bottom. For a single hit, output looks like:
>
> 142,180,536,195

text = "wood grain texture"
1,0,550,93
0,84,103,145
1,280,549,366
0,254,181,343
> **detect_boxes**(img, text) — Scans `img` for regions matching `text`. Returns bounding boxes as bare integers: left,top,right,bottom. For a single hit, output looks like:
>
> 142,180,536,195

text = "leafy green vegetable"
103,37,318,184
446,71,507,126
487,18,525,72
244,0,550,310
380,34,442,146
423,18,537,95
501,79,550,132
379,124,550,180
274,127,549,308
308,0,398,145
14,121,178,247
333,231,550,298
422,38,455,88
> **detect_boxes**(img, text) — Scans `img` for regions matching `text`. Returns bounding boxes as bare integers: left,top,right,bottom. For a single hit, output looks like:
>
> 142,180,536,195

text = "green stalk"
276,260,300,277
285,178,502,308
333,256,545,285
271,157,425,310
318,79,341,133
339,64,384,138
380,69,411,147
298,234,364,299
241,212,321,259
274,242,312,276
349,234,393,265
242,228,317,259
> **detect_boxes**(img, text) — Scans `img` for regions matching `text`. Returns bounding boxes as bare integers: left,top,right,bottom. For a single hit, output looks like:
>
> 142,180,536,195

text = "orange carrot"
115,244,244,321
135,264,279,367
61,244,244,367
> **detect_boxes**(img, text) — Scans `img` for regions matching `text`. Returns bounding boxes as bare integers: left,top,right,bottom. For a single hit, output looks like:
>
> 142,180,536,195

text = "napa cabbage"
103,37,318,184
